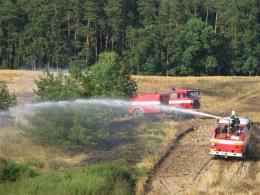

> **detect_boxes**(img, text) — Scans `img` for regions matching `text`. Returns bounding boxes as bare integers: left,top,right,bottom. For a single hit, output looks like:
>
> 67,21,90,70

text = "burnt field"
0,70,260,194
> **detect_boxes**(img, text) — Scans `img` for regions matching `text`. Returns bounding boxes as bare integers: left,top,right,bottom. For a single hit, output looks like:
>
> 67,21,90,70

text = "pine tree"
158,0,176,75
0,81,16,110
104,0,127,52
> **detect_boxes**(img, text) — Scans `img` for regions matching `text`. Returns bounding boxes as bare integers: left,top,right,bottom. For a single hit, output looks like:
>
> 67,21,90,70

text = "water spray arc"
0,98,221,120
168,106,221,119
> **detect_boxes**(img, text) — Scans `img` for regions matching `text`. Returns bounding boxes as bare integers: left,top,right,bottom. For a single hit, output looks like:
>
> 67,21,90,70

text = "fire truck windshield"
186,91,198,98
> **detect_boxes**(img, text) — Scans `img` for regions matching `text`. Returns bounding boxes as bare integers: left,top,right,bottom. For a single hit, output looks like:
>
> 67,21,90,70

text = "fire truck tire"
132,108,143,118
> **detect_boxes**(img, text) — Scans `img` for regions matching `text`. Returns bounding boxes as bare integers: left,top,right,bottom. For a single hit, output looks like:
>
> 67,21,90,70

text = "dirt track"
146,120,260,195
146,119,214,195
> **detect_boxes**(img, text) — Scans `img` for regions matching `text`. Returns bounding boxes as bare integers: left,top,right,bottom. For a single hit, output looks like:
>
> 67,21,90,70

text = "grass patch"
0,164,136,195
0,162,38,183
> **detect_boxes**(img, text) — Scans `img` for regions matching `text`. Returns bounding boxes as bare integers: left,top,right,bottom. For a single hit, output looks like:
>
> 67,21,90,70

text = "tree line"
0,0,259,76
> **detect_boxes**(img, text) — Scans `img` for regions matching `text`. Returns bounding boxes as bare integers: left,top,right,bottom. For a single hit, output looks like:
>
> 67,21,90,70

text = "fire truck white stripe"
209,151,243,157
210,139,244,145
131,101,161,105
169,100,193,104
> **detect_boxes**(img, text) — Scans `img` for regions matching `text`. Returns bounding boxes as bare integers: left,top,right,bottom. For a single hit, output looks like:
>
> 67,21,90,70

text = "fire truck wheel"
132,109,143,118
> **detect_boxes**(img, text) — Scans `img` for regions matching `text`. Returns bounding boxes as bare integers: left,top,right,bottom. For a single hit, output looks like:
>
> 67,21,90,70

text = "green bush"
0,162,38,183
69,58,85,81
0,81,16,110
35,52,136,101
81,52,137,98
0,164,136,195
35,71,81,101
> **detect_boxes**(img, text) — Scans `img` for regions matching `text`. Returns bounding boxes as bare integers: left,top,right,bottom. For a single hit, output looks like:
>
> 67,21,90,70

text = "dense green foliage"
0,0,258,75
81,52,137,97
35,71,81,101
170,19,222,75
0,164,136,195
0,81,16,110
35,52,136,100
0,162,38,183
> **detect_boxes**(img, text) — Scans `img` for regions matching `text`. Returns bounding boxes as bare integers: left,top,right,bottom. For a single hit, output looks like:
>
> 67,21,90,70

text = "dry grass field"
0,70,260,194
134,75,260,195
133,75,260,121
0,70,40,104
1,70,259,120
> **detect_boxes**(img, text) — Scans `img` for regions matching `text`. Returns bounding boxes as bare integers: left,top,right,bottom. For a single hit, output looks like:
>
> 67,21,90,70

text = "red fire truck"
128,88,200,117
128,93,170,117
209,116,251,158
168,89,200,110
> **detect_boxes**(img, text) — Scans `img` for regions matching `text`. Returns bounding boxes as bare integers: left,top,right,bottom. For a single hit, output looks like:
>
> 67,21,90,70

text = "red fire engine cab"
209,116,251,158
128,93,169,117
168,89,200,110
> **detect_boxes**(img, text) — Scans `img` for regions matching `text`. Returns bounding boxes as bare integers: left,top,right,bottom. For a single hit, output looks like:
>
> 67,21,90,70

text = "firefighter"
223,124,228,133
230,110,240,130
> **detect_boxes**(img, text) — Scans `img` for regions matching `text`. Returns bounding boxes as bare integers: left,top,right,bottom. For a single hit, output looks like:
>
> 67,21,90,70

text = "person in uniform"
230,110,240,130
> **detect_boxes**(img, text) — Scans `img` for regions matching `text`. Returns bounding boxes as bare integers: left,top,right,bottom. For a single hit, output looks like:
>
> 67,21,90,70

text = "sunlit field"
0,70,259,194
134,75,260,121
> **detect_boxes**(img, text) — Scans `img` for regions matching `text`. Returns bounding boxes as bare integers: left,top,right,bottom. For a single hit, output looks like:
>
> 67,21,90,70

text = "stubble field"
0,70,259,194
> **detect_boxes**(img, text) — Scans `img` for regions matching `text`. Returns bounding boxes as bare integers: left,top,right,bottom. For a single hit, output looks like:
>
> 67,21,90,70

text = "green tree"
81,52,136,97
125,25,162,75
242,56,258,76
158,0,176,75
0,0,21,69
0,81,16,110
104,0,127,51
170,18,221,75
137,0,160,26
0,0,259,76
35,71,81,101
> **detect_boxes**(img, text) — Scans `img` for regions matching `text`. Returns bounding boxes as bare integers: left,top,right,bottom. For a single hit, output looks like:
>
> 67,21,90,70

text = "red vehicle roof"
169,89,197,93
131,93,168,101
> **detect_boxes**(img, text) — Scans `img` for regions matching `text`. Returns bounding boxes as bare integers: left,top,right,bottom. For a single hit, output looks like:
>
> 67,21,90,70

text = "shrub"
35,71,81,101
35,52,137,100
0,162,38,183
81,52,137,98
69,58,85,81
0,81,16,110
0,164,136,195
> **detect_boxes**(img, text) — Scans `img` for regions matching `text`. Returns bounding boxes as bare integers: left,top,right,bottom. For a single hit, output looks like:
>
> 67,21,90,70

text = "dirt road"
146,120,260,195
146,119,214,195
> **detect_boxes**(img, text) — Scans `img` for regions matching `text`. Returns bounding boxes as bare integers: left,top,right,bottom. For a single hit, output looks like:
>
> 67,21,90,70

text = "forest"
0,0,259,76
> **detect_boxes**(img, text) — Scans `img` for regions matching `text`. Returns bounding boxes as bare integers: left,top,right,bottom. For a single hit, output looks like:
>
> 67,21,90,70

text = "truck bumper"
209,151,243,158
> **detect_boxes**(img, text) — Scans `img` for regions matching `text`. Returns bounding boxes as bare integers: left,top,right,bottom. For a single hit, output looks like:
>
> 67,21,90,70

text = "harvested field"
0,70,260,194
0,70,41,104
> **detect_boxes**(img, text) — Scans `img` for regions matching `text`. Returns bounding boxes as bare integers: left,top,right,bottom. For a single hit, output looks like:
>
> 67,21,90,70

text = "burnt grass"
80,115,168,164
